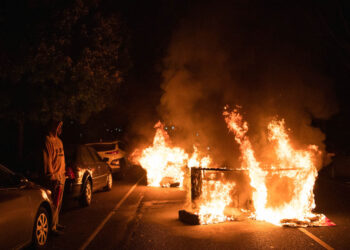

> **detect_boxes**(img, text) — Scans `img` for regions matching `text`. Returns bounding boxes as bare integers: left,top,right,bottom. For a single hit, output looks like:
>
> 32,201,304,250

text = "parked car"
64,144,113,207
0,164,54,249
86,140,127,175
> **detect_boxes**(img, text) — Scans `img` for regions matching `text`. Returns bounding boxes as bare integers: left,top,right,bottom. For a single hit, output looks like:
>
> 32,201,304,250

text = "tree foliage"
0,0,130,124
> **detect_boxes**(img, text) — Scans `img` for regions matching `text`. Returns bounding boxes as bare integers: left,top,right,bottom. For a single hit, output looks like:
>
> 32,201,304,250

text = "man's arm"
43,139,54,180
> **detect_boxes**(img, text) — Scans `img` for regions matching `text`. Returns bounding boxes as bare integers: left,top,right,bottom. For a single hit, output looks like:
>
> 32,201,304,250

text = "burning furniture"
180,107,336,227
222,108,335,227
135,107,335,227
179,167,251,225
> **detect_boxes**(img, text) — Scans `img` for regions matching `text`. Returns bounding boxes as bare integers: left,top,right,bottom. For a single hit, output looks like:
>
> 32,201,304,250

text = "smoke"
159,1,337,169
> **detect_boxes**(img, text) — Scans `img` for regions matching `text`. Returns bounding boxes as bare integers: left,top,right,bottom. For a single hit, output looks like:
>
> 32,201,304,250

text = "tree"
0,0,130,160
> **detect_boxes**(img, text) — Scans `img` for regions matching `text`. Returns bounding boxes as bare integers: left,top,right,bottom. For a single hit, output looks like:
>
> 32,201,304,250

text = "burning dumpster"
180,167,252,225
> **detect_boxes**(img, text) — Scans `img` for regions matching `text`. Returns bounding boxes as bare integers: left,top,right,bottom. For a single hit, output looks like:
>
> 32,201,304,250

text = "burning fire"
133,122,214,187
134,121,235,224
196,179,235,224
223,107,324,226
188,145,211,168
133,121,188,187
134,109,331,227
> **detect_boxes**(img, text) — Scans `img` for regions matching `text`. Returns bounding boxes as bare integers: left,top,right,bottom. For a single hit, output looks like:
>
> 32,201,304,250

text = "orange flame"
133,122,214,187
196,180,235,224
224,107,323,226
133,121,188,187
188,145,212,168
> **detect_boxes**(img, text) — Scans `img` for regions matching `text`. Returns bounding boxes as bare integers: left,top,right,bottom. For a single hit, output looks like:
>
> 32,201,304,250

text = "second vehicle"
64,144,113,207
85,140,127,175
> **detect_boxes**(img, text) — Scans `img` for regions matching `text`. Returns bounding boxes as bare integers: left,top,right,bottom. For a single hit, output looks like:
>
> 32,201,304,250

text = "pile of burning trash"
131,107,335,227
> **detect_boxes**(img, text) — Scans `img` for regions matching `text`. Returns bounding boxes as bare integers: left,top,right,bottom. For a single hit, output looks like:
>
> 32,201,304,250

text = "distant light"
196,132,199,137
165,127,168,130
207,146,210,151
171,126,175,130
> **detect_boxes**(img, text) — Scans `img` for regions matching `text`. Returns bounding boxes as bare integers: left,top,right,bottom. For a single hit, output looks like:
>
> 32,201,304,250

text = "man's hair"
47,119,63,134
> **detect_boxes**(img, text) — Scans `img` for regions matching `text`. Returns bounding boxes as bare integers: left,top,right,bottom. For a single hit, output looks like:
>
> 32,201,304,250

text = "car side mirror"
16,173,28,187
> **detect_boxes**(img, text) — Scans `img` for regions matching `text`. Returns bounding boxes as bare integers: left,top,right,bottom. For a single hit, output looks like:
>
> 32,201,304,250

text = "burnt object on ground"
178,209,200,225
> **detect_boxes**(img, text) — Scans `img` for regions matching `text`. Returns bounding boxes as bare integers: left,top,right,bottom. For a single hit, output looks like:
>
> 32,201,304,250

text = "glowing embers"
223,107,330,227
132,121,188,187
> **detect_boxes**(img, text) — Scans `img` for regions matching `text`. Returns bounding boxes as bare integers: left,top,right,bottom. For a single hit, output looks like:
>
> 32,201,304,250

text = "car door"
89,147,110,178
78,146,98,186
87,146,108,189
0,167,33,249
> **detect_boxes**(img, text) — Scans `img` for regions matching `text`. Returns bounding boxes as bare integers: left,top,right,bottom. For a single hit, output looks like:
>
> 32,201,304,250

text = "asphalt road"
45,175,350,250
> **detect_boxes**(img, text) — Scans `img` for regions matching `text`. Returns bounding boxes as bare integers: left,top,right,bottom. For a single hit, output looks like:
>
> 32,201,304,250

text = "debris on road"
178,210,200,225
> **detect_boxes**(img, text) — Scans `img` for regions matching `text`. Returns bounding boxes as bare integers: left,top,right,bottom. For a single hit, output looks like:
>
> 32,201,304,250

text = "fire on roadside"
131,121,188,187
188,145,211,168
223,107,327,226
196,178,236,224
132,122,235,224
133,107,333,227
132,122,214,187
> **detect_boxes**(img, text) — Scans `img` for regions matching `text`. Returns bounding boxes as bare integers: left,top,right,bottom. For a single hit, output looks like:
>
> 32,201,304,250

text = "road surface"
44,176,350,250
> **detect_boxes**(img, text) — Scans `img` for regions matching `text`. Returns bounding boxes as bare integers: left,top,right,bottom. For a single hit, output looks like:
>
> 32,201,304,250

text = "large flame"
133,122,215,187
133,121,188,187
133,122,235,225
188,145,211,168
196,179,235,224
223,107,324,226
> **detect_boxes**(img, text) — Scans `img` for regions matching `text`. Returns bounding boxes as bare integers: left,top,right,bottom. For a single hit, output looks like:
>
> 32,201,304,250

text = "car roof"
85,140,122,146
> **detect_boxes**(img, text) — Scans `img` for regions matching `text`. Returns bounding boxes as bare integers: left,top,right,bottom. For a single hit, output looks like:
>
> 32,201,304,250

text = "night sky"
119,0,350,163
0,0,349,171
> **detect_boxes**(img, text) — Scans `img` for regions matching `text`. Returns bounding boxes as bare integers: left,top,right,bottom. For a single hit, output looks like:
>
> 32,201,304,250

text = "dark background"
0,0,349,175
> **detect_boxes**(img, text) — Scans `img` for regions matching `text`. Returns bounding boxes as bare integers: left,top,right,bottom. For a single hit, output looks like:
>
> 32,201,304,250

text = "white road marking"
298,228,334,250
80,176,144,250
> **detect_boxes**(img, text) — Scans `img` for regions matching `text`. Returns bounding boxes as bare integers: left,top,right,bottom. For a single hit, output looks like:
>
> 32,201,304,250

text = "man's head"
48,119,63,137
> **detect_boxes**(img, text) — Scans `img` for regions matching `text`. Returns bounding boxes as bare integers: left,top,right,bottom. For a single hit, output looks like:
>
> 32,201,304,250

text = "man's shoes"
51,229,64,236
56,224,65,231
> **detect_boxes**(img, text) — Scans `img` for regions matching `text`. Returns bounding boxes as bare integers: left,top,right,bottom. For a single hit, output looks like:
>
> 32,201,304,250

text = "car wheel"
104,172,113,191
80,179,92,207
32,207,49,248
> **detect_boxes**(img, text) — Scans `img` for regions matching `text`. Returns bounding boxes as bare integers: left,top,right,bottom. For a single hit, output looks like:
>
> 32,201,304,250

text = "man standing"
43,119,66,234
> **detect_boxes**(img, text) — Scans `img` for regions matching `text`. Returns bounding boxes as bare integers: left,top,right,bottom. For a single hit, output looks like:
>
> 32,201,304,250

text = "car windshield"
87,146,103,161
0,164,18,188
65,145,98,166
0,164,15,175
90,143,116,152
